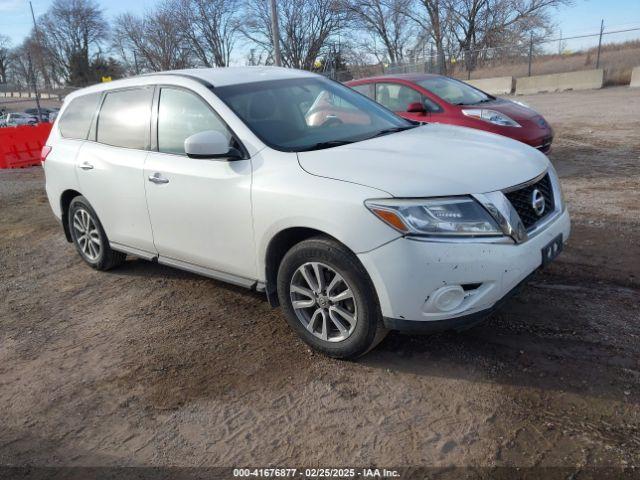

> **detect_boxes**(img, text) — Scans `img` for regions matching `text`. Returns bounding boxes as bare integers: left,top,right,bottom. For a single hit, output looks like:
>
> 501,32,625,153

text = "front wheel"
277,237,387,359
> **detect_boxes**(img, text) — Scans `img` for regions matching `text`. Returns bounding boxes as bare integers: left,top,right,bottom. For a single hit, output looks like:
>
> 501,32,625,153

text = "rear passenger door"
143,86,256,282
76,87,156,256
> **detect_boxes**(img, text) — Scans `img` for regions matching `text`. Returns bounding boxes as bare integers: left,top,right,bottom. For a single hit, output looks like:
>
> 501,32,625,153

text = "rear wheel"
68,196,126,270
277,236,387,359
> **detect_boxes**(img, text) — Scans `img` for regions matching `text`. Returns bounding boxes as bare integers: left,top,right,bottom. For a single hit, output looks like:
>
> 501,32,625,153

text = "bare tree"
246,48,268,65
445,0,487,73
37,0,109,86
0,35,10,84
242,0,348,70
343,0,415,63
6,44,31,90
113,2,193,72
446,0,570,74
404,0,449,73
174,0,240,67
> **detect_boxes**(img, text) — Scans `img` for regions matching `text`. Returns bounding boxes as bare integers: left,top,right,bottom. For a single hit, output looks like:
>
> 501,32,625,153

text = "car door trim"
158,255,257,288
109,243,260,289
110,242,157,261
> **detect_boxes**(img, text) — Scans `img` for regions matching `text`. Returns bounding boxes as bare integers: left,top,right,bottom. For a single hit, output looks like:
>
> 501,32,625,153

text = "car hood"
297,124,549,197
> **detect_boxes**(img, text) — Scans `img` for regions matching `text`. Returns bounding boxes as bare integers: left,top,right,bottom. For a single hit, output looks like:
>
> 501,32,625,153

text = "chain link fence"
328,25,640,87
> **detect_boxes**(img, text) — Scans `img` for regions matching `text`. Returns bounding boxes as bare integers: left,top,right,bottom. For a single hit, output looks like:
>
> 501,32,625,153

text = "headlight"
462,109,521,127
365,197,503,236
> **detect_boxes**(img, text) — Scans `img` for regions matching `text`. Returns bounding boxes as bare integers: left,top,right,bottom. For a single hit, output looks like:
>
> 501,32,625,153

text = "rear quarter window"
58,93,101,139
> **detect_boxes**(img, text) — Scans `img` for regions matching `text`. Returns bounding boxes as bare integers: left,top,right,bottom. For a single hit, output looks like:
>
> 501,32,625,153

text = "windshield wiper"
298,139,355,151
368,125,417,139
299,125,417,151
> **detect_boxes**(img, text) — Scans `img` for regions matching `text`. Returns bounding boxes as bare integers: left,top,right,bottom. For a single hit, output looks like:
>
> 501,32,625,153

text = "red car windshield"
417,77,491,105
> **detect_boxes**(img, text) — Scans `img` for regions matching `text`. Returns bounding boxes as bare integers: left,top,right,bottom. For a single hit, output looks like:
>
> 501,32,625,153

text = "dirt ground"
1,87,639,473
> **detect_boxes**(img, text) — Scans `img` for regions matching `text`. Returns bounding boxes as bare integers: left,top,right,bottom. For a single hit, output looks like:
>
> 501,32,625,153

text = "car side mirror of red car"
406,102,426,114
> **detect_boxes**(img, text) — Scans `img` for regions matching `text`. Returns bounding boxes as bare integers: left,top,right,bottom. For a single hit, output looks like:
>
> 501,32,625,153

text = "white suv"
43,67,570,359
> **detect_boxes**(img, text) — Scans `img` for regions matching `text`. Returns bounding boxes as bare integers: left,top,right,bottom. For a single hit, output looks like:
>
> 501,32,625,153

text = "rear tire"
68,196,126,271
277,236,387,359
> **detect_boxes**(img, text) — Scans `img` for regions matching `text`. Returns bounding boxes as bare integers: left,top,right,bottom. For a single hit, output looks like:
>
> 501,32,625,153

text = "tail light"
41,145,52,163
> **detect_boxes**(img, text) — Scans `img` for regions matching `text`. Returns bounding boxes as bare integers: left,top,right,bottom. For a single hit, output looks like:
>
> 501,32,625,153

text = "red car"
346,74,553,153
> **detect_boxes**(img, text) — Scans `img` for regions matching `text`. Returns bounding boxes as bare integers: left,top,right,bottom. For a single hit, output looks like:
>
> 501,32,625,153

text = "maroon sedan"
346,74,553,153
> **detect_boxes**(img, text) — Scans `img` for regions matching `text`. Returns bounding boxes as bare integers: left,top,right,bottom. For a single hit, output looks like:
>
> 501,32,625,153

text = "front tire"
277,236,387,359
68,196,126,270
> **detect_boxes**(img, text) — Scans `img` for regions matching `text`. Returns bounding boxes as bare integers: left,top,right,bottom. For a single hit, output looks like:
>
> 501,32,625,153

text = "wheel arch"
263,226,377,309
60,189,82,242
264,227,342,307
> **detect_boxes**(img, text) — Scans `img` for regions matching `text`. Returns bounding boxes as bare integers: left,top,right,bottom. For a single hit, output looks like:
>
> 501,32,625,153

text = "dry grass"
343,40,640,85
456,40,640,86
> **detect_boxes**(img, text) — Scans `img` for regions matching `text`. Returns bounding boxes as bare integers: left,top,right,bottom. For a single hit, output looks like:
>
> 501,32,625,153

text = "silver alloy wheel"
72,208,101,261
289,262,357,342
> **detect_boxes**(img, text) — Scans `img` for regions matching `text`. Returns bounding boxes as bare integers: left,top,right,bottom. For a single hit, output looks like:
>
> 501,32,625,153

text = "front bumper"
532,135,553,153
382,272,533,332
357,208,570,329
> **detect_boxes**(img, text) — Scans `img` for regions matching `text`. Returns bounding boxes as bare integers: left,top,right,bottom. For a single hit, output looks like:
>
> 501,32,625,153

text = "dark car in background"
24,107,59,122
347,74,553,153
1,112,38,127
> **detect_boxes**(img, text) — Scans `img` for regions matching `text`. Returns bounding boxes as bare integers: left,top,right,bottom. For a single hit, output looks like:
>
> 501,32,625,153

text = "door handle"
148,173,169,184
79,161,94,170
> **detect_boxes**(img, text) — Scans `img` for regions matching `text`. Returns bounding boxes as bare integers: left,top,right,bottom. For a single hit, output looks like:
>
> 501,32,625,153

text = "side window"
97,88,153,149
157,88,231,155
423,97,443,113
375,83,423,112
58,93,101,139
351,83,374,99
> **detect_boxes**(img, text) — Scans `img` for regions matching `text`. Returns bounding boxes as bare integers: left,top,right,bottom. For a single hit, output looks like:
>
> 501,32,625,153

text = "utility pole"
596,19,604,69
270,0,282,66
429,43,434,73
27,52,43,122
558,30,562,55
527,32,534,77
133,50,140,75
28,1,43,122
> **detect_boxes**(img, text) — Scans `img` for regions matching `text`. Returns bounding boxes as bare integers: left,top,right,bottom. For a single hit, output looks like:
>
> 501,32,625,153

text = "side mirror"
184,130,243,160
406,102,426,114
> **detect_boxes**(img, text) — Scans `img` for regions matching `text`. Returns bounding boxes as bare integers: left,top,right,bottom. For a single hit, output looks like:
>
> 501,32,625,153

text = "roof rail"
140,72,215,89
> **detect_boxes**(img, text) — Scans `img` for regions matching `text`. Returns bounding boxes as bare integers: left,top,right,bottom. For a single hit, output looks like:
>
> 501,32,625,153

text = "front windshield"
416,76,491,105
215,77,413,152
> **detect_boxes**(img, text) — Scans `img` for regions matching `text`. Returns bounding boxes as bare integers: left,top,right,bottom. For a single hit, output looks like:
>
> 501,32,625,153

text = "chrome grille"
504,174,555,230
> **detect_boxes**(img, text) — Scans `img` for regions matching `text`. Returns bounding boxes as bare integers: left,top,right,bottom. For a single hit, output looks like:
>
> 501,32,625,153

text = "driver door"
375,82,440,122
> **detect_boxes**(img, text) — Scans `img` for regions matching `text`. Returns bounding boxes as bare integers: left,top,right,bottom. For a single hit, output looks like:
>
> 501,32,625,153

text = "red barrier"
0,123,53,169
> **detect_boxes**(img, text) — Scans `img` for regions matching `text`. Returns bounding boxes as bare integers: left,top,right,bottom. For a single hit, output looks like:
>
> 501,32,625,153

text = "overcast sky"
1,0,639,62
